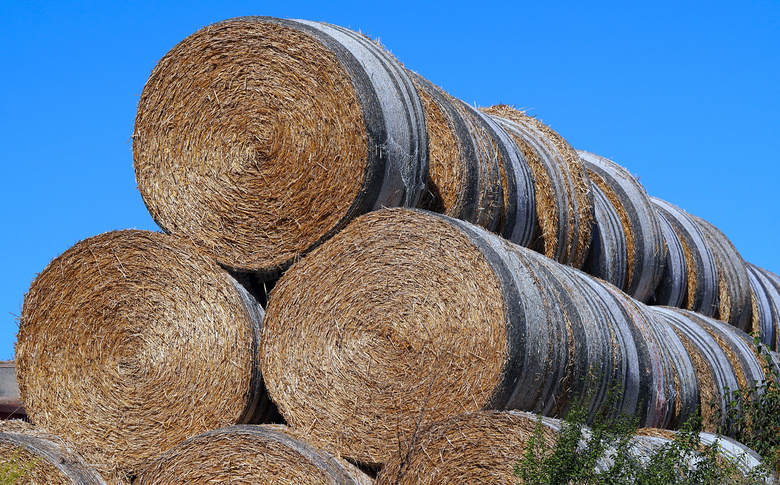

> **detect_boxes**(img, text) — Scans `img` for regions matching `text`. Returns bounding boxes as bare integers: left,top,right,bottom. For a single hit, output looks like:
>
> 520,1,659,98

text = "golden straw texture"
16,230,265,480
261,208,507,465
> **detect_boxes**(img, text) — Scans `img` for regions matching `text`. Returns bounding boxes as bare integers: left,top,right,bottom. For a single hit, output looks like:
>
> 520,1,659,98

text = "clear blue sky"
2,1,778,360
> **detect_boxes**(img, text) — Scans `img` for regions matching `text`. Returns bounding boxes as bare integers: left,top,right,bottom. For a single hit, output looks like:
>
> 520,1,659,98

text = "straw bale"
0,420,108,484
652,207,688,308
746,262,780,350
136,424,371,484
690,214,752,332
578,151,665,303
15,230,270,479
375,410,559,485
584,182,628,290
133,16,427,275
651,197,719,317
482,105,594,268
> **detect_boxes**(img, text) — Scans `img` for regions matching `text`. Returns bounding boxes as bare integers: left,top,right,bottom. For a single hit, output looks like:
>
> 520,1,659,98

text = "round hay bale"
0,420,107,484
651,197,719,317
650,306,741,432
481,105,595,268
578,151,665,303
133,16,428,275
690,214,752,332
651,206,688,308
583,182,628,290
261,208,679,464
15,230,271,479
136,424,371,485
375,410,561,485
746,262,780,351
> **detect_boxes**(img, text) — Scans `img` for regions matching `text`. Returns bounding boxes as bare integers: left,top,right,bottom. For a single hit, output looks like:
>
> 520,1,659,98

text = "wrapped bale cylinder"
133,16,428,276
690,214,752,332
261,208,689,465
407,73,535,246
15,230,271,480
0,421,108,485
136,425,372,485
578,151,665,303
651,197,719,317
584,182,628,290
481,105,595,268
652,207,688,308
747,263,780,351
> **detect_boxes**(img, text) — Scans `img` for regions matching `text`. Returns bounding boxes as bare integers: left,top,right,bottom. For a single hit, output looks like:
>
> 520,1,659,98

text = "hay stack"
652,207,688,308
15,230,271,479
481,105,594,268
261,208,691,464
585,182,628,290
746,263,780,350
578,151,665,303
651,197,719,317
375,411,561,485
136,425,372,484
690,214,752,331
133,16,428,275
0,420,108,484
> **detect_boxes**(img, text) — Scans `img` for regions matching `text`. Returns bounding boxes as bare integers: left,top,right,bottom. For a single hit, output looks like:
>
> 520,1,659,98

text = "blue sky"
2,1,778,360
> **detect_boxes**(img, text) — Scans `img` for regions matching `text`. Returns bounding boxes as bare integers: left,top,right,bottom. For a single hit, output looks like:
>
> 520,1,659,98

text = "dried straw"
136,424,371,484
578,151,665,303
0,420,109,484
133,17,427,275
15,230,270,479
482,105,594,268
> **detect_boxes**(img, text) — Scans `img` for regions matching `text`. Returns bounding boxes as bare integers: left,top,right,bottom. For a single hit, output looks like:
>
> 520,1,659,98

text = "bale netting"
15,230,273,479
261,208,684,465
649,306,742,432
0,420,108,485
136,425,372,485
690,214,753,332
651,206,687,308
651,197,719,318
583,182,628,290
375,410,562,485
746,262,780,351
578,151,665,303
481,105,595,268
133,16,428,276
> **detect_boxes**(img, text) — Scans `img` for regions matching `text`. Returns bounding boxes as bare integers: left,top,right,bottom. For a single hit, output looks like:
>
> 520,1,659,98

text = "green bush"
0,447,38,485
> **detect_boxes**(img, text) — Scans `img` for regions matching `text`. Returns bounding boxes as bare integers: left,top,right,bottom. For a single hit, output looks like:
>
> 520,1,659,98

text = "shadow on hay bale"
136,424,372,485
260,208,696,465
482,105,595,269
15,230,276,480
578,151,665,303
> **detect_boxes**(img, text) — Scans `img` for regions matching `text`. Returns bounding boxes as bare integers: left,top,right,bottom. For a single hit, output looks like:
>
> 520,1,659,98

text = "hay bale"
746,263,780,351
261,208,684,464
15,230,272,479
651,207,688,308
375,410,561,485
133,16,428,276
136,424,371,484
651,197,719,317
0,420,108,484
690,214,752,331
583,182,628,290
578,151,665,303
481,105,595,268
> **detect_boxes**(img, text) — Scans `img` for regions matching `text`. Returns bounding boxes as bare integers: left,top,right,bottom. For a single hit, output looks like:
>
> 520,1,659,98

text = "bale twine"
651,197,719,317
746,262,780,351
375,410,561,485
583,182,628,290
136,424,371,485
651,206,688,308
133,16,428,275
481,105,595,268
649,306,742,432
690,214,753,332
0,420,108,485
578,151,665,303
15,230,271,479
261,208,680,464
